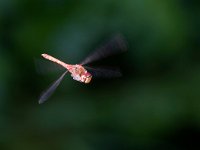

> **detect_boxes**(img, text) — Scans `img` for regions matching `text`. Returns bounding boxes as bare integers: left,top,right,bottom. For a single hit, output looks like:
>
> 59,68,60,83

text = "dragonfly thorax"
69,64,92,83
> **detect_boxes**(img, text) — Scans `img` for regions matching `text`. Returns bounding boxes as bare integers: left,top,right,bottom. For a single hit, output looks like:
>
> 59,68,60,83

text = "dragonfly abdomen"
41,54,70,70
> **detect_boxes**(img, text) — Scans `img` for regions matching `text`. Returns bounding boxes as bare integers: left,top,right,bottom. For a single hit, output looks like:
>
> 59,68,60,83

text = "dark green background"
0,0,200,149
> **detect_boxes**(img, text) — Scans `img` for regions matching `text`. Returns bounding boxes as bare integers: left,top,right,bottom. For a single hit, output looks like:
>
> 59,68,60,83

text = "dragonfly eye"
85,72,92,77
85,76,92,83
81,72,92,83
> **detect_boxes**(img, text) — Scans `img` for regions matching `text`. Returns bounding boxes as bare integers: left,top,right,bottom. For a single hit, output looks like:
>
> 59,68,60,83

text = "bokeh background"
1,0,200,149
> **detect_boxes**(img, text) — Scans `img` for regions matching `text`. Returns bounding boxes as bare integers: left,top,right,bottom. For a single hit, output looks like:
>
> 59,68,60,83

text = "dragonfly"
39,34,127,104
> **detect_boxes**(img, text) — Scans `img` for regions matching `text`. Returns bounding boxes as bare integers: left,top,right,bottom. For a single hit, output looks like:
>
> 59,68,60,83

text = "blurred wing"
85,66,122,78
39,71,68,104
80,34,127,65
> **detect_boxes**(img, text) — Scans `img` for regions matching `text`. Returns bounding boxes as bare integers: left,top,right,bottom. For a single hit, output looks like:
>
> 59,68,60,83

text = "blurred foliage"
0,0,200,150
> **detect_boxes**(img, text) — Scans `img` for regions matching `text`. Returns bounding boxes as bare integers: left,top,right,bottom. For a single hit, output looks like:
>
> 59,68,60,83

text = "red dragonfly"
39,35,127,104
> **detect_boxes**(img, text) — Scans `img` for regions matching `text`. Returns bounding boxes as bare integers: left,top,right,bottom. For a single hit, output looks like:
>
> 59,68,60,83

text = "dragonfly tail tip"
41,53,46,57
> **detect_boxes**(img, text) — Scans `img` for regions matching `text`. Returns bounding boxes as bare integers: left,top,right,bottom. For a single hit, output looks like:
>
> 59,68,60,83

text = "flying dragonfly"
39,35,127,104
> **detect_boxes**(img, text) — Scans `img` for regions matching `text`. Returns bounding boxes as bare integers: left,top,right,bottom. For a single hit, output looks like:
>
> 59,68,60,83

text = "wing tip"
38,99,44,104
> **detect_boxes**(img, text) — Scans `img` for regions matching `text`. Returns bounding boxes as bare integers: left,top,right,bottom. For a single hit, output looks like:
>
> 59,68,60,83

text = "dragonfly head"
82,72,92,83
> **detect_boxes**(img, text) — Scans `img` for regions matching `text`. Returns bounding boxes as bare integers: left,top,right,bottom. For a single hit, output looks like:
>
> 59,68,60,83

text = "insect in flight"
39,34,127,104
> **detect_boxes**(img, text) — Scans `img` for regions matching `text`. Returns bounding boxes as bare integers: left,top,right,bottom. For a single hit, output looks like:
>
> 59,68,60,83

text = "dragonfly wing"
80,34,127,65
85,66,122,78
39,71,68,104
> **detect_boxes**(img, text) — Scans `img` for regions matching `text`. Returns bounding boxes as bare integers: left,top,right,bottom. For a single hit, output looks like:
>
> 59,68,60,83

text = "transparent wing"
80,34,127,65
85,66,122,78
39,71,68,104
